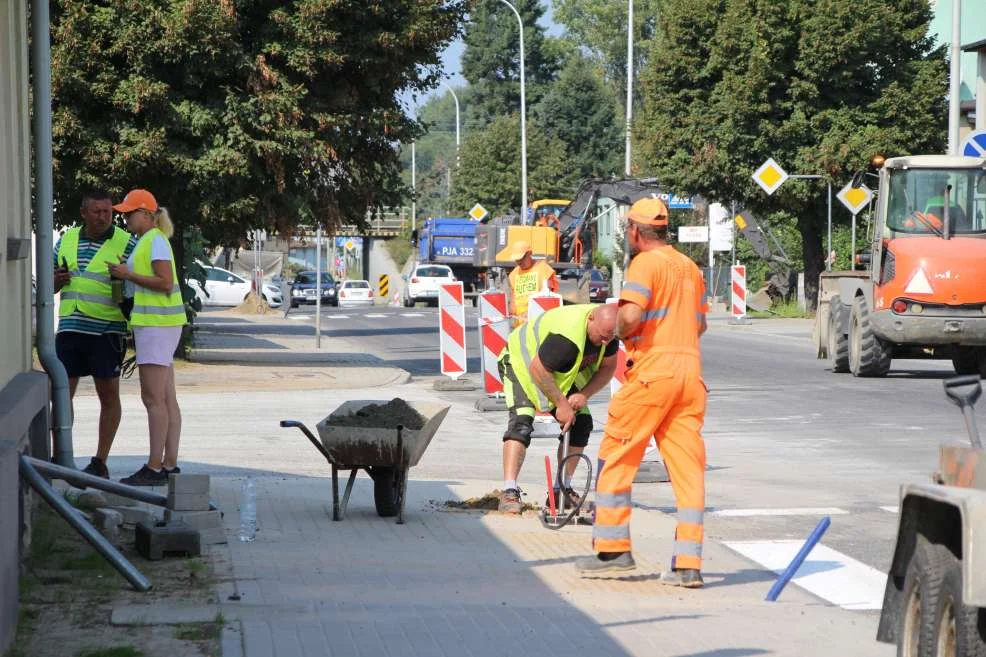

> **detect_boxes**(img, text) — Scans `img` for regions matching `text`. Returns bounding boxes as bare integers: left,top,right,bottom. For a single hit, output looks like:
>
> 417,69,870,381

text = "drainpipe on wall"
31,0,74,467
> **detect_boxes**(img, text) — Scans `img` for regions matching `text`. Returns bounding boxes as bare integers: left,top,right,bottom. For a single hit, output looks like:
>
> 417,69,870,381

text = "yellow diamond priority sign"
837,182,873,215
752,158,789,195
468,203,488,222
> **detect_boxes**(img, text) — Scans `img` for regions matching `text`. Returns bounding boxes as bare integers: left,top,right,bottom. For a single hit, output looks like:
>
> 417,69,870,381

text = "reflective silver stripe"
643,307,669,321
672,540,702,557
678,508,704,525
593,524,631,541
60,291,116,307
624,282,651,300
595,492,632,509
518,315,549,409
132,304,186,316
77,271,112,284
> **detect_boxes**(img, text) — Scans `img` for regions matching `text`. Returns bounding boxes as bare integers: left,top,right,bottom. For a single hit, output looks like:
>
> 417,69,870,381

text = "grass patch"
173,623,221,642
384,232,414,270
748,299,813,319
75,647,144,657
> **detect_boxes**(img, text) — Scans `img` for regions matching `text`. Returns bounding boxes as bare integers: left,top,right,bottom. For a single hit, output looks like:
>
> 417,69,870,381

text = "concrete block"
168,474,210,495
76,490,108,510
110,506,156,526
197,527,228,545
102,492,138,507
433,377,477,391
93,508,123,543
135,522,201,560
164,509,222,531
167,491,211,511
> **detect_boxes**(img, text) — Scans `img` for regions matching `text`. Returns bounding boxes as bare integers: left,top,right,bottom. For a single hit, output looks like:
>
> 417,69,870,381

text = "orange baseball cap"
626,198,669,226
113,189,158,213
510,241,533,260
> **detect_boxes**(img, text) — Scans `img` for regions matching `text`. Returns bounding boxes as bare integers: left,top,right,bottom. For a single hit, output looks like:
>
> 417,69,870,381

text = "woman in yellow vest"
106,189,187,486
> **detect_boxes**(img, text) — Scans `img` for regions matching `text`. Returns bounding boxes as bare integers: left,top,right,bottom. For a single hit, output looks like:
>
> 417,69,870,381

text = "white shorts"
133,326,182,366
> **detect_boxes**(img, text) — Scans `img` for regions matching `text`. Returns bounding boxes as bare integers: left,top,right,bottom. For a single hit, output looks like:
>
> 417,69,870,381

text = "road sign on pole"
752,158,789,195
469,203,488,222
836,182,872,215
961,129,986,157
677,226,709,243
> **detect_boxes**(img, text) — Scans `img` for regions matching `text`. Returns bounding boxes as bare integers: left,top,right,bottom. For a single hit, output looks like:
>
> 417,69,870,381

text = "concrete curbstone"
167,491,211,512
168,474,210,495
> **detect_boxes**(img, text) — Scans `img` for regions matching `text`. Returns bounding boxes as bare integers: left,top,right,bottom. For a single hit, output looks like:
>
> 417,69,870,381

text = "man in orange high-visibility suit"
507,241,559,327
575,198,709,588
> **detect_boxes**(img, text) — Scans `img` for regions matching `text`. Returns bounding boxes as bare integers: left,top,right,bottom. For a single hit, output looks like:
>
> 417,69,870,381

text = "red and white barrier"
731,264,747,320
439,282,467,379
478,291,509,394
527,291,562,323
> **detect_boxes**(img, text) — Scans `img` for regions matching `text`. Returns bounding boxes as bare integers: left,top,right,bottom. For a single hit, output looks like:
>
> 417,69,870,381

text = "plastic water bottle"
238,477,256,543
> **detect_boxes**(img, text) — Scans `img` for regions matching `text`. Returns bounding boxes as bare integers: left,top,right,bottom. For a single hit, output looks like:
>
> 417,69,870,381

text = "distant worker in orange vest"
508,241,559,327
576,198,709,588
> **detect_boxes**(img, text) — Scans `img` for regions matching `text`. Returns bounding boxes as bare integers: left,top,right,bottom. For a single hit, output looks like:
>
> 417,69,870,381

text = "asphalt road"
269,303,977,581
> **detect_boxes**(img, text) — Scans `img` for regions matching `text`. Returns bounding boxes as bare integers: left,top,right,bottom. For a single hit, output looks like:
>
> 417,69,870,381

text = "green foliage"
448,114,575,216
748,299,812,319
635,0,946,300
76,648,144,657
384,229,415,270
461,0,560,121
50,0,465,246
535,56,623,180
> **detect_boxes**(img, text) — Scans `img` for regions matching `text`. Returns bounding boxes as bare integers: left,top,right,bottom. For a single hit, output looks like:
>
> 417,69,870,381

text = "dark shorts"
499,355,593,448
56,332,127,379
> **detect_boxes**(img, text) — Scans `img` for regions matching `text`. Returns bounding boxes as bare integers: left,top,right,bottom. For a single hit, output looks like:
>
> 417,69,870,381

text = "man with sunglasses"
497,303,619,514
54,189,138,479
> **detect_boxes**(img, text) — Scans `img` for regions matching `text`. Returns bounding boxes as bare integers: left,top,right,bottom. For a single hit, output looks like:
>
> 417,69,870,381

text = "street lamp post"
624,0,633,178
443,82,461,170
498,0,528,223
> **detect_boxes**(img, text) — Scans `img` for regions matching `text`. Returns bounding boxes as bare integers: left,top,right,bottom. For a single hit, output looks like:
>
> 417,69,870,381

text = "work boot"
498,488,523,514
82,457,109,479
545,487,584,510
658,568,704,589
575,552,637,576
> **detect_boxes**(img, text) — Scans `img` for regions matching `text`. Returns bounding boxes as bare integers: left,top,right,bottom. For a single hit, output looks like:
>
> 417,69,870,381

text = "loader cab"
884,166,986,237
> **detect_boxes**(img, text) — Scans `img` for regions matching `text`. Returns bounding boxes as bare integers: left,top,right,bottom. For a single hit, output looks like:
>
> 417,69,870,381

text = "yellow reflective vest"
57,226,131,322
130,228,187,328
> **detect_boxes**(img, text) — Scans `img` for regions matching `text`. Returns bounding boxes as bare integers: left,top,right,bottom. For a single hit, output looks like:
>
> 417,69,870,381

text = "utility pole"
948,0,962,154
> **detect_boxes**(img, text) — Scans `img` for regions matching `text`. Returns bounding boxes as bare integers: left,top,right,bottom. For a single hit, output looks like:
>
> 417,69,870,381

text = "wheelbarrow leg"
331,465,341,521
397,467,409,525
340,468,359,520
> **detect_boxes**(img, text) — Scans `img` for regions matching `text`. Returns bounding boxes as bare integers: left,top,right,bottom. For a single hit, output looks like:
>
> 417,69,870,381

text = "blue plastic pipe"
765,516,831,602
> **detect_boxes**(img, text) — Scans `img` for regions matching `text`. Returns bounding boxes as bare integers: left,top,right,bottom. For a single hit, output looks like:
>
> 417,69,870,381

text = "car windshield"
296,272,334,285
416,267,452,277
886,167,986,236
345,281,370,288
589,270,606,282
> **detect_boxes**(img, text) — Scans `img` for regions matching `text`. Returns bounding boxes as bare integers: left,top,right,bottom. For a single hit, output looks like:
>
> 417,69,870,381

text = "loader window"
886,168,986,236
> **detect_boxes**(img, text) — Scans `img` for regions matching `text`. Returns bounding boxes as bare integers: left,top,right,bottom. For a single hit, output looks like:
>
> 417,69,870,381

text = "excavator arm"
734,210,794,300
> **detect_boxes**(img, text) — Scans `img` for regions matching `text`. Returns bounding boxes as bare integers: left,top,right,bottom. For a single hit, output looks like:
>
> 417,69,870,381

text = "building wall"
929,0,986,104
0,1,50,654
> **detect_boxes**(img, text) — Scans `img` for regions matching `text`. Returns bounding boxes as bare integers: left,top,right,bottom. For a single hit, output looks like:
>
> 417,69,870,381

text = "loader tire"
898,535,946,657
827,295,850,373
849,295,891,377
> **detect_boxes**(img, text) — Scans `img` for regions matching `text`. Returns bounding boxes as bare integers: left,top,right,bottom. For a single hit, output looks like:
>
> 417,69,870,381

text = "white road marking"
321,314,349,319
711,507,849,517
365,313,390,318
880,506,899,514
724,540,886,610
403,313,425,317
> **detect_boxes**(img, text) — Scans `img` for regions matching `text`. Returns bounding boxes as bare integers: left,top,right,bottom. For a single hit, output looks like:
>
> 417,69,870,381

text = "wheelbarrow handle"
279,420,333,463
944,375,982,409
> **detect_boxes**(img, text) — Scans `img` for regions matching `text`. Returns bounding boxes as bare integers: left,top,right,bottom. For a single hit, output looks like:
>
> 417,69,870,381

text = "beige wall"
0,0,32,386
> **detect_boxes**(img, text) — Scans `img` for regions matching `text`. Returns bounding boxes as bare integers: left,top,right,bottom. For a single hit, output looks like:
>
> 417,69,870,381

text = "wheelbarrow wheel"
371,466,400,517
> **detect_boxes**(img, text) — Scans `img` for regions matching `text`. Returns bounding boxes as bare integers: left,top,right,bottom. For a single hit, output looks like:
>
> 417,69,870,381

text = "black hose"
544,452,593,530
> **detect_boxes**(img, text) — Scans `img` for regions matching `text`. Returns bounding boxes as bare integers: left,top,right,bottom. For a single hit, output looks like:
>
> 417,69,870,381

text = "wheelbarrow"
280,400,450,524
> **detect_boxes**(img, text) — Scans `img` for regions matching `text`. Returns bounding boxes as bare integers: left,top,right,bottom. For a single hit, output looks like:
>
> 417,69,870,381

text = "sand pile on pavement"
330,399,426,430
228,291,273,314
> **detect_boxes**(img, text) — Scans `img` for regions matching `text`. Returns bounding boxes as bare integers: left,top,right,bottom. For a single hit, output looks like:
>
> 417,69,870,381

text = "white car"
337,279,375,308
403,264,454,307
188,265,282,308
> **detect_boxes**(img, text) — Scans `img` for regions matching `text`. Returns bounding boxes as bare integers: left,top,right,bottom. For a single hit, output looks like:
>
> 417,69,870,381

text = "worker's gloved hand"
555,402,576,433
567,392,588,411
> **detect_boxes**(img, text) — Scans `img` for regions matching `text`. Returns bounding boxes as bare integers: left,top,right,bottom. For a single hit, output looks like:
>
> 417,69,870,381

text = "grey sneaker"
498,488,523,514
575,552,637,576
658,568,704,588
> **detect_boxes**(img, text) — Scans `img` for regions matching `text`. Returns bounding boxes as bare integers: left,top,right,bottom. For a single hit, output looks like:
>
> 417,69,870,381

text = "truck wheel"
930,545,986,657
849,295,892,377
370,466,399,517
952,347,980,376
403,295,414,308
899,536,946,657
827,296,850,373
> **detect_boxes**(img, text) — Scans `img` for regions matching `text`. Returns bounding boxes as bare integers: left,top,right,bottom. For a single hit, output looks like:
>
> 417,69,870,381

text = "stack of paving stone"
163,474,225,546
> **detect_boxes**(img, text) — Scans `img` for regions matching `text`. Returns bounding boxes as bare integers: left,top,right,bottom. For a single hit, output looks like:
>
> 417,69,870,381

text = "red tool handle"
544,455,557,516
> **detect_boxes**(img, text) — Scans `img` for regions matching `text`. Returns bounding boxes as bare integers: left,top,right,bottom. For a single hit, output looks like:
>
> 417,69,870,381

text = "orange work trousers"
593,356,707,570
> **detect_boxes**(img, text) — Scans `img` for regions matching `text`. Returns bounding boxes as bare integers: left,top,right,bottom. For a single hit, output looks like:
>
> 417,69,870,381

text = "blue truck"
416,217,488,298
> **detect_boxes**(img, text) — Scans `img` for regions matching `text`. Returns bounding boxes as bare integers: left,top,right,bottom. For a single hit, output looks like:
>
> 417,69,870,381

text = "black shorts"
499,355,593,448
56,332,127,379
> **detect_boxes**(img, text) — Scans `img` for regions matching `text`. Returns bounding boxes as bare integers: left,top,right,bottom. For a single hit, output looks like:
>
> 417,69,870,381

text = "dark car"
588,269,611,302
289,271,338,307
559,267,583,280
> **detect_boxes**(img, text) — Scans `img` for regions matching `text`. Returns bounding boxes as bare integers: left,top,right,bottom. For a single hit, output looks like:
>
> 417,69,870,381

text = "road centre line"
711,507,849,517
880,506,900,514
724,540,886,610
